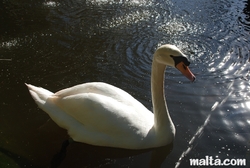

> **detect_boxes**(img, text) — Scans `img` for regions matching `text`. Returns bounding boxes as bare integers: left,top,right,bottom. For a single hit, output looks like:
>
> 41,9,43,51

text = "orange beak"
176,62,195,82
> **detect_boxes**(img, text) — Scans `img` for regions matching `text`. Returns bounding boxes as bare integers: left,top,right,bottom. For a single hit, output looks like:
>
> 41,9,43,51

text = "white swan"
26,44,195,149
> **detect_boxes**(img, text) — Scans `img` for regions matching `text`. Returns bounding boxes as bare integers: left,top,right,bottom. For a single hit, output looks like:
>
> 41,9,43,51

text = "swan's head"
154,44,195,81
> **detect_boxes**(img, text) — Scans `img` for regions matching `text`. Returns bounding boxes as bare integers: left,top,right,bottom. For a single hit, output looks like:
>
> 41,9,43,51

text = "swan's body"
26,44,195,149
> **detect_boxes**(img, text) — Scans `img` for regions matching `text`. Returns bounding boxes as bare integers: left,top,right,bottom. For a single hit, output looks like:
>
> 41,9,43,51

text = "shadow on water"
0,140,172,168
50,141,173,168
0,147,42,168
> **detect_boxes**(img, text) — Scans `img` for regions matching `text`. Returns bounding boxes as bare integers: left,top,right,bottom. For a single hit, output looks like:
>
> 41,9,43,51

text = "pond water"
1,0,250,167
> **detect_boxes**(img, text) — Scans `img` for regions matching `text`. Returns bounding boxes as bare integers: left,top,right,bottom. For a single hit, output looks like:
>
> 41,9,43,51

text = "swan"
26,44,195,150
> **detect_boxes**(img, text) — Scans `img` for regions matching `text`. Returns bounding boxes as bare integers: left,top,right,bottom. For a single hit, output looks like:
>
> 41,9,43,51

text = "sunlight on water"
43,1,60,7
1,39,18,48
102,10,152,28
86,0,152,6
245,101,250,109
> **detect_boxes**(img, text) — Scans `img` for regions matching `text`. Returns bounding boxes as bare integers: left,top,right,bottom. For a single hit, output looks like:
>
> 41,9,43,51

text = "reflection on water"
1,0,250,167
50,141,173,168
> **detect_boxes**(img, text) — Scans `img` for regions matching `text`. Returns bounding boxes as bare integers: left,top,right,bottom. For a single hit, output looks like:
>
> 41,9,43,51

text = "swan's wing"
54,82,147,111
50,92,153,132
47,92,154,148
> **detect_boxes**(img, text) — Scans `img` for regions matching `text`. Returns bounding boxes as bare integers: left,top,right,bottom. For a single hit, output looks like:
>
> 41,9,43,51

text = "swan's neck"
151,57,175,140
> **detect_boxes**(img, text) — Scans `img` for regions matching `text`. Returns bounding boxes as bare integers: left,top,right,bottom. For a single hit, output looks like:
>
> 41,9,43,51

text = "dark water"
1,0,250,167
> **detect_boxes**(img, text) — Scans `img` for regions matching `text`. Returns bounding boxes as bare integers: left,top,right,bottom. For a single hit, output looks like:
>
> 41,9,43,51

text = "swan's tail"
25,83,54,107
